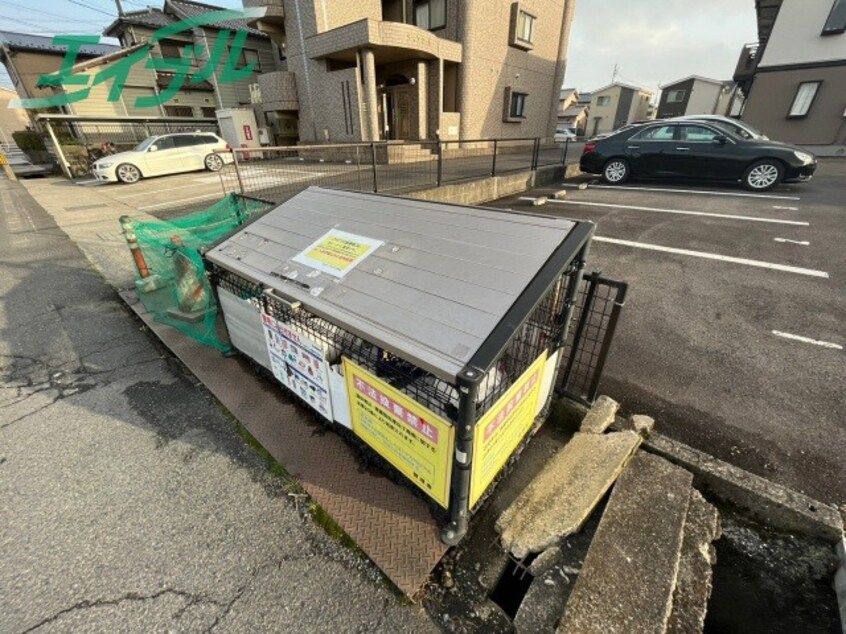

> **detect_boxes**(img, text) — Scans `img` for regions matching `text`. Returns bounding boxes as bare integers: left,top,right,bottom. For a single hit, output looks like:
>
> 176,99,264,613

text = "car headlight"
96,161,114,169
793,151,813,165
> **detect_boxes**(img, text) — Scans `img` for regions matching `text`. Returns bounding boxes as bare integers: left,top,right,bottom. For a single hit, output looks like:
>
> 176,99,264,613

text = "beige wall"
458,0,569,139
629,90,652,121
685,81,724,115
761,0,846,67
0,87,30,145
588,85,622,135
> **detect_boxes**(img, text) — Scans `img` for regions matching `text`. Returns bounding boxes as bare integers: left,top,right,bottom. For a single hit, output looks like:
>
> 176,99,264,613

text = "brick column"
360,48,380,141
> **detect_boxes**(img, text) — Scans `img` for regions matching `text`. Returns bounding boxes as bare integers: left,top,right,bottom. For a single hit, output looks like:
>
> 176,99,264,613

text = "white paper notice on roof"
291,229,383,279
261,312,333,420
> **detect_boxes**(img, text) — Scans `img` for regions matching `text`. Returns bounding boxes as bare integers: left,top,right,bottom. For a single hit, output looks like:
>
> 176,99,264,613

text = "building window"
516,10,536,44
788,81,821,118
201,107,216,118
159,39,188,60
163,105,194,117
822,0,846,35
510,92,527,118
238,48,262,72
666,89,686,103
509,3,536,50
597,95,611,106
414,0,446,30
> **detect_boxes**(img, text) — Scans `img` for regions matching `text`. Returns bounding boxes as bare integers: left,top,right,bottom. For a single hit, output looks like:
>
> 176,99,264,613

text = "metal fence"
35,115,220,179
220,136,574,207
556,272,628,405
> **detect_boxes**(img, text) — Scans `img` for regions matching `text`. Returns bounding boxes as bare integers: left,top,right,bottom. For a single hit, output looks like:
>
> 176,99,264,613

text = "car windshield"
133,137,158,152
704,120,752,140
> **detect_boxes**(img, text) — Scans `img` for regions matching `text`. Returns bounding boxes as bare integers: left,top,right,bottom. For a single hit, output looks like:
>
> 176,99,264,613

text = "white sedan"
554,128,577,142
92,132,233,183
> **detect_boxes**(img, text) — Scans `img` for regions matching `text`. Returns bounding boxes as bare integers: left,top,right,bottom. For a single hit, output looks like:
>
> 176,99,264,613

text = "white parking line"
773,205,799,211
774,238,810,246
771,331,842,350
138,193,223,211
588,184,801,201
519,197,808,226
593,236,829,278
119,178,225,198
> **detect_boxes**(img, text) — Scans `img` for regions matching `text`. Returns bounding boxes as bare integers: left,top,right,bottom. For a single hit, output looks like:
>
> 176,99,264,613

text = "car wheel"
602,158,630,184
743,160,783,191
204,153,224,172
116,163,141,184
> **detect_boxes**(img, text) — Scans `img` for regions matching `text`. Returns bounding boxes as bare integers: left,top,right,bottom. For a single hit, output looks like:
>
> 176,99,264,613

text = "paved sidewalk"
0,177,436,633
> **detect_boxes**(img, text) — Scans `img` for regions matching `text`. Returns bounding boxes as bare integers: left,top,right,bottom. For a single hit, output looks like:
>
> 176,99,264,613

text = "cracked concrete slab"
557,452,693,634
497,431,641,559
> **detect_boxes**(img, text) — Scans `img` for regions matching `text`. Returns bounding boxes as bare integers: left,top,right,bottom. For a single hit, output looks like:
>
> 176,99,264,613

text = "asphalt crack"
17,588,224,634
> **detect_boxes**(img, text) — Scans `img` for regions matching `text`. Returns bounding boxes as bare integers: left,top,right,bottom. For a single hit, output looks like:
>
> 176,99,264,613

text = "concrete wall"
458,0,569,140
743,64,846,145
760,0,846,67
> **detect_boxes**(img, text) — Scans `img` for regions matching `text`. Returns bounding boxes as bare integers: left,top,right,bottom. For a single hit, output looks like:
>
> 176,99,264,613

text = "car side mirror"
713,135,728,146
149,145,158,152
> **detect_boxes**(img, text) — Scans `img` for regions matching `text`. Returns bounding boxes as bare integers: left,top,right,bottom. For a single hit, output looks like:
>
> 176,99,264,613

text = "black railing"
556,272,628,405
222,137,577,207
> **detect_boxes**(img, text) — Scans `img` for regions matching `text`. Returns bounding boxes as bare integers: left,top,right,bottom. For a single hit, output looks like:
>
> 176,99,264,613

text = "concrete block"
577,182,589,190
532,196,548,207
528,546,563,577
514,566,568,634
667,489,721,634
553,190,568,199
579,395,619,434
497,431,641,559
557,452,694,634
836,538,846,634
622,414,655,437
643,432,843,542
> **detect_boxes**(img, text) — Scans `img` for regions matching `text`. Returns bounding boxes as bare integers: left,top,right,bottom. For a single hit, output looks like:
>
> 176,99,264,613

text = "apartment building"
0,1,280,122
102,0,281,117
557,87,587,132
244,0,577,143
586,82,653,136
0,31,119,117
656,76,736,119
734,0,846,146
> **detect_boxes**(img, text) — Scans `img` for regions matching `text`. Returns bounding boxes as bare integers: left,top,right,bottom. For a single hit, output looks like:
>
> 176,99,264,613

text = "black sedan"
579,121,817,191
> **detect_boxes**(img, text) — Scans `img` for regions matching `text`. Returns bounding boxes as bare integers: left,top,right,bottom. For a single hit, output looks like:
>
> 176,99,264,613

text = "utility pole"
114,0,124,17
611,62,618,83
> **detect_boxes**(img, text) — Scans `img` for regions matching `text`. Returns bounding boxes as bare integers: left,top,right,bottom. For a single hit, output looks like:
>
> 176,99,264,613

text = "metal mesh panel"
557,272,628,405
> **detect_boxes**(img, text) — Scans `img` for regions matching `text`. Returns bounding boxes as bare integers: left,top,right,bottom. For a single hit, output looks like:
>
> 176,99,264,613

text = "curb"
553,398,844,542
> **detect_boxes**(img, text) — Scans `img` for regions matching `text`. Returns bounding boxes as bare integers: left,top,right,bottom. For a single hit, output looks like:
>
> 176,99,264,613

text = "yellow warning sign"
470,351,547,507
292,229,383,278
343,357,454,508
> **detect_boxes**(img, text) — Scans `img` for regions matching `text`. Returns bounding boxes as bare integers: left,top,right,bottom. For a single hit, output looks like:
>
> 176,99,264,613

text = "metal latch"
262,287,302,312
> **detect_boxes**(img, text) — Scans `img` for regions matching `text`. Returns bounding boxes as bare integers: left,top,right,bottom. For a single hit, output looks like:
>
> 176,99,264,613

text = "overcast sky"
565,0,758,95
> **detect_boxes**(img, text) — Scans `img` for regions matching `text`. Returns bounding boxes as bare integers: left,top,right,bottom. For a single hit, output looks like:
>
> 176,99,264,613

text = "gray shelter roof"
207,188,582,382
0,31,118,56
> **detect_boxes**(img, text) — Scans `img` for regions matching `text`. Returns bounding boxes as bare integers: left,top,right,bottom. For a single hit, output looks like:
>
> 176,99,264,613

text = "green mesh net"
126,194,269,351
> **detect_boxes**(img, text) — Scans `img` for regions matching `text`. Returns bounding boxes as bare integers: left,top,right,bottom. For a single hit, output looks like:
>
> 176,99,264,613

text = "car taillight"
583,143,597,154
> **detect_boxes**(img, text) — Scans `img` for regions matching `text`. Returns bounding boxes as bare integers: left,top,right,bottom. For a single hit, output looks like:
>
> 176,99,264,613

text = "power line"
65,0,115,17
0,0,106,24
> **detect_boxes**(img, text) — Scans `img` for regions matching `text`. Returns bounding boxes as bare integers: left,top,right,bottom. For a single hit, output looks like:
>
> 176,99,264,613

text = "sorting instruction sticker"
292,229,383,278
262,312,333,420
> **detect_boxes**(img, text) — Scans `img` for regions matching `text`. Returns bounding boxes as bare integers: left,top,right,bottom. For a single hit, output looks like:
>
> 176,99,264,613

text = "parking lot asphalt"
0,178,436,633
490,161,846,507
